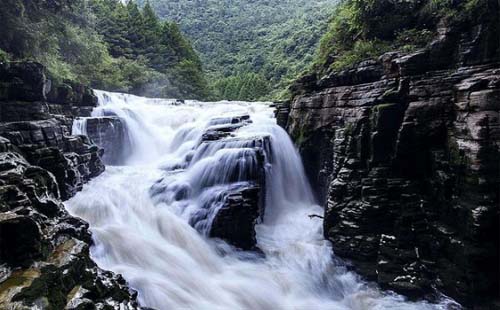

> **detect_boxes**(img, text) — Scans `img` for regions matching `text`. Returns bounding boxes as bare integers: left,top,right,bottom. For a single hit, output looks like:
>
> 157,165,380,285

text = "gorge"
0,63,459,309
1,0,499,309
64,91,459,309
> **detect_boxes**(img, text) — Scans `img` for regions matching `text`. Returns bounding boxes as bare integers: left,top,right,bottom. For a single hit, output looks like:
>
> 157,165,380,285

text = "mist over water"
67,91,456,310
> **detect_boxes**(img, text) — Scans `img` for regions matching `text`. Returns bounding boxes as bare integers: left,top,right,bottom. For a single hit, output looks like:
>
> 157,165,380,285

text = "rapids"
66,91,457,310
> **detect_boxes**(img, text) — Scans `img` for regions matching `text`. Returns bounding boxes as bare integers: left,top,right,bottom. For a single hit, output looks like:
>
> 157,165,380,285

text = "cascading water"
66,90,457,310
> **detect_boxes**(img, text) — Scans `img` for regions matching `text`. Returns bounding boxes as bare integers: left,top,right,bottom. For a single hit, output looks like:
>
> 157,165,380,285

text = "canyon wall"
282,6,500,307
0,62,141,309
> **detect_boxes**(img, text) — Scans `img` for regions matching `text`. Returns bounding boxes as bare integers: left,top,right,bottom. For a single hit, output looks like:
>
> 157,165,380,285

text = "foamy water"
66,91,457,310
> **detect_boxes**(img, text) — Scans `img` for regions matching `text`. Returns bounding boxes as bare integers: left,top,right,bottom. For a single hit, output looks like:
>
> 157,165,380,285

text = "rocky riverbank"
0,62,141,309
280,3,500,307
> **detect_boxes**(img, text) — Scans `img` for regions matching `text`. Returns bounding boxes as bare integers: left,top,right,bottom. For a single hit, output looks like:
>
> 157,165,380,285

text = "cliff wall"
0,62,141,309
282,5,500,307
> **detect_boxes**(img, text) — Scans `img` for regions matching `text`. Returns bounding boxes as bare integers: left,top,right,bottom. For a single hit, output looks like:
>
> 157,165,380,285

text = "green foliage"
212,73,270,101
0,49,11,63
330,40,389,71
315,0,423,71
394,29,435,53
0,0,209,99
138,0,337,100
89,0,209,99
314,0,488,74
422,0,489,21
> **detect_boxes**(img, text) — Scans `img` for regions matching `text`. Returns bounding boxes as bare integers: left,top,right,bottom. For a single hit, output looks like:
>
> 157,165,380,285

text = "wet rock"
47,80,97,107
210,185,263,250
1,238,141,310
0,61,142,309
0,212,45,266
201,116,252,142
273,100,290,128
81,116,131,165
0,101,51,122
0,61,50,102
152,115,268,251
0,120,105,200
0,136,11,152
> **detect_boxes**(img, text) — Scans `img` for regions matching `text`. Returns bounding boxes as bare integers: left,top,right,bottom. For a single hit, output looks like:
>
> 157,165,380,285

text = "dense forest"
137,0,337,100
0,0,209,99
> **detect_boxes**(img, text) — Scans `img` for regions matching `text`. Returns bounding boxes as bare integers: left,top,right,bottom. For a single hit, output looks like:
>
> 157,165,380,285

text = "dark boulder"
47,80,98,107
0,213,46,266
209,185,263,250
80,116,131,165
0,61,50,102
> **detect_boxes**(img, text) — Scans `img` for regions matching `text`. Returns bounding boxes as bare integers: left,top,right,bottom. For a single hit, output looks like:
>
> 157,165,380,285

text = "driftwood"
308,214,324,219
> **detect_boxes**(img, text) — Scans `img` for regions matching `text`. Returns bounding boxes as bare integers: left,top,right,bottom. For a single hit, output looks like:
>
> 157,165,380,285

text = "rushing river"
66,91,456,310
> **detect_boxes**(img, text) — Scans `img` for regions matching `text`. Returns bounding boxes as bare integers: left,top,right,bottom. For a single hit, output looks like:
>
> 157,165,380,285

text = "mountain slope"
138,0,338,99
0,0,209,99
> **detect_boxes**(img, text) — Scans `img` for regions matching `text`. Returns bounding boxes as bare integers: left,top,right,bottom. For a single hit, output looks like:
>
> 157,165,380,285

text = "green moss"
0,269,40,305
370,103,397,128
394,29,434,53
294,129,308,147
344,122,354,135
447,137,466,166
0,49,10,63
13,267,67,310
422,0,485,22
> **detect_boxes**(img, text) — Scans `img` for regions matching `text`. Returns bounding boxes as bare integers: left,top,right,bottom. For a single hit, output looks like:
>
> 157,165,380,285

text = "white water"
66,91,456,310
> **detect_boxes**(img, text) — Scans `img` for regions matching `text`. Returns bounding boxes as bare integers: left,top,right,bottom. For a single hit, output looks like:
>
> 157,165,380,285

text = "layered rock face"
76,116,131,165
0,62,141,309
284,8,500,307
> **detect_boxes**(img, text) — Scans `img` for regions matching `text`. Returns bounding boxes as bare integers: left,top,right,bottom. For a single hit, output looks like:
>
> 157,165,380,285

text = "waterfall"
66,91,457,310
72,117,88,136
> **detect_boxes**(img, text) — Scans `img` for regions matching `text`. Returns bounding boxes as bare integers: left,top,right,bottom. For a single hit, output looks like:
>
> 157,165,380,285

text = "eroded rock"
286,8,500,307
0,61,142,309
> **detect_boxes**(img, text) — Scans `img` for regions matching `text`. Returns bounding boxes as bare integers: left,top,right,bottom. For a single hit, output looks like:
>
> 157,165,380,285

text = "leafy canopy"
138,0,338,100
0,0,209,99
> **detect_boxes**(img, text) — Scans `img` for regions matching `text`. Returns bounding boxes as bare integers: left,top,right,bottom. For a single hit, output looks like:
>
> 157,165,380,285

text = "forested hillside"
0,0,208,99
138,0,337,100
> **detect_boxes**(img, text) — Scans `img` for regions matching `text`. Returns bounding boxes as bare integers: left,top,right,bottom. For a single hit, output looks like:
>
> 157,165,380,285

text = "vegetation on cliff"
287,0,499,306
138,0,337,100
0,0,209,99
315,0,491,74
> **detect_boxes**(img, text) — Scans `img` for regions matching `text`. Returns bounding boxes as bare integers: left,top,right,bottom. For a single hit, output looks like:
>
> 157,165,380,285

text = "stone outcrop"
0,61,142,309
80,116,131,165
284,6,500,308
209,185,262,250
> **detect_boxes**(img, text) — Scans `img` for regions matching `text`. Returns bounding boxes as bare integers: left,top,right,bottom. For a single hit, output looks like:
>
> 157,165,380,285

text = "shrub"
0,49,10,63
314,0,489,74
330,40,390,71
